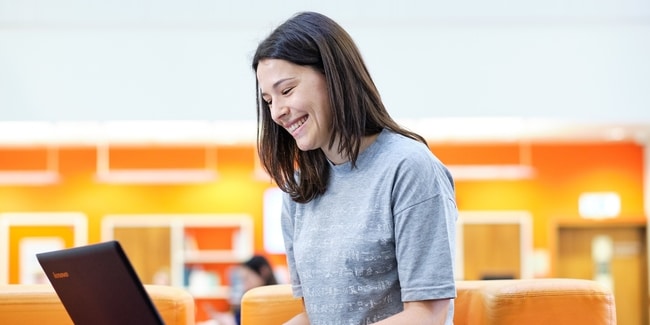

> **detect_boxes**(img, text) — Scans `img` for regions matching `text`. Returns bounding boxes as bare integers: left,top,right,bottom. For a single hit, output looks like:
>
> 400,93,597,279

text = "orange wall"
0,145,278,282
432,142,645,249
0,141,646,282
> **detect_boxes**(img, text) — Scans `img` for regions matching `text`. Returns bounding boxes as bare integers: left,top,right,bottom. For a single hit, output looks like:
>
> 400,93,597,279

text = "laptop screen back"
36,240,164,325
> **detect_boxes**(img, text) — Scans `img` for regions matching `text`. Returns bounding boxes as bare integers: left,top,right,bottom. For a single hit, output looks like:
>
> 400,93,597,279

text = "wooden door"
556,224,648,325
113,226,171,285
457,211,533,280
462,223,521,280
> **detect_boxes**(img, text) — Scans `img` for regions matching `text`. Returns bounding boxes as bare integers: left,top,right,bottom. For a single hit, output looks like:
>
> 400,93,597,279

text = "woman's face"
257,59,335,157
240,266,265,291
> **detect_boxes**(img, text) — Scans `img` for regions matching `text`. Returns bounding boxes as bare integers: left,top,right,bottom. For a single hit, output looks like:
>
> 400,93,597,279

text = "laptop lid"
36,240,164,325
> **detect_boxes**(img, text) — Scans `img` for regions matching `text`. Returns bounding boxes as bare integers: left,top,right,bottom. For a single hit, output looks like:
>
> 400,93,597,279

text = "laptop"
36,240,165,325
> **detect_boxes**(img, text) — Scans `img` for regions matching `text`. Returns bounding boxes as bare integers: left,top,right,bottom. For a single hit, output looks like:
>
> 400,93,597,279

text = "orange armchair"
0,284,195,325
241,279,616,325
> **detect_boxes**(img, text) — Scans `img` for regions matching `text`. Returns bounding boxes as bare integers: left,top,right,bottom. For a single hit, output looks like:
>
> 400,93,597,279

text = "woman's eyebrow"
261,77,294,97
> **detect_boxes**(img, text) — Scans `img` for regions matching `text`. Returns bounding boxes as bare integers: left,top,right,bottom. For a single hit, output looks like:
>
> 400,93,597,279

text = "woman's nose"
270,102,289,122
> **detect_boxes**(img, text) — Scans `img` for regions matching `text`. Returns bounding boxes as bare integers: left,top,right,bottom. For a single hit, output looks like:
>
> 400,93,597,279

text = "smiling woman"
251,11,458,325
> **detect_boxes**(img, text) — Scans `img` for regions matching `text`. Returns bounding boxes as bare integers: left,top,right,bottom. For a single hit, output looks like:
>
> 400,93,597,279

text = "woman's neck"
324,133,380,165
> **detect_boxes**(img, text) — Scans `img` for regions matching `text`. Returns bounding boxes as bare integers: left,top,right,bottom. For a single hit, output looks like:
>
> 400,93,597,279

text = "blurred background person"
230,255,278,325
200,255,278,325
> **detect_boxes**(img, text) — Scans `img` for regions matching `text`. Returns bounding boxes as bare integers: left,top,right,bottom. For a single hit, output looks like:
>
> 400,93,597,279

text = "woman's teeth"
288,116,307,133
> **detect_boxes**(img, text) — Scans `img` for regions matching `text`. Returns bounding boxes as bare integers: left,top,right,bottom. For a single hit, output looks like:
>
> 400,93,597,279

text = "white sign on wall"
578,192,621,219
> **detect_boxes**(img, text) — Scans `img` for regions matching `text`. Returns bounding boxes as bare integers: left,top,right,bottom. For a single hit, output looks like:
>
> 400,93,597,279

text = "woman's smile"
287,115,308,135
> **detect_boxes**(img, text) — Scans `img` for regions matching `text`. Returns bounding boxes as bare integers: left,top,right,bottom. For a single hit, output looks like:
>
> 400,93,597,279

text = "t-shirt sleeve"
392,152,457,302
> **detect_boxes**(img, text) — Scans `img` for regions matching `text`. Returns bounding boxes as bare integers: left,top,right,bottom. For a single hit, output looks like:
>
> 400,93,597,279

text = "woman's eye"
282,87,293,95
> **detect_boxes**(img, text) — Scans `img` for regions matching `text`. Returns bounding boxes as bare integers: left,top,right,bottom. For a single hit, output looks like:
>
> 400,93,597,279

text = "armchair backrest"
241,279,616,325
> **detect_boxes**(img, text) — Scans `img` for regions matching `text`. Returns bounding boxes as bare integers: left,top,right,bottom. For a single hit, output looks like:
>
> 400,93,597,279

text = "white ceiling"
1,0,649,125
0,1,648,146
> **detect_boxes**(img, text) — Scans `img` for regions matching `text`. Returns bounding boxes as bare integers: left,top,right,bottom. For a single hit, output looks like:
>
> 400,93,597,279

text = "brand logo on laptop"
52,271,69,279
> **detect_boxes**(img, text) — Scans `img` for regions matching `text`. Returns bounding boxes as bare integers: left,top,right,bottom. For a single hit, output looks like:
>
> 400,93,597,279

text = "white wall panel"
0,0,648,122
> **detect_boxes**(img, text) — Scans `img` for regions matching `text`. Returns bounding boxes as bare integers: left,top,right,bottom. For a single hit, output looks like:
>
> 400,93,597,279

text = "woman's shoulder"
378,130,456,197
377,130,451,179
378,130,436,160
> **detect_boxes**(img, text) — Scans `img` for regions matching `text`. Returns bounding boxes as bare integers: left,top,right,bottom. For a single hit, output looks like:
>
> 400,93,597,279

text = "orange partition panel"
0,148,50,171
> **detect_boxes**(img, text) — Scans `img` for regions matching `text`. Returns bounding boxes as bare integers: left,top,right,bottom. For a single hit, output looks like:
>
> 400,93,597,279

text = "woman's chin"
295,141,317,152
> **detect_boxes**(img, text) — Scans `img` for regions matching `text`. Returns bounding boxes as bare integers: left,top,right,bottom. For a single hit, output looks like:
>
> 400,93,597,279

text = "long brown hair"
252,11,425,203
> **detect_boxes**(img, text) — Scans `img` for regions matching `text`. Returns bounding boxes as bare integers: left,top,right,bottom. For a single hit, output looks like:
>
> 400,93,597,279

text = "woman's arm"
283,299,449,325
373,299,450,325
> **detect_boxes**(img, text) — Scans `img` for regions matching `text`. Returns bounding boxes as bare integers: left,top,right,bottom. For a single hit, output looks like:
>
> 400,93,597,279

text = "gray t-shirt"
281,129,457,325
